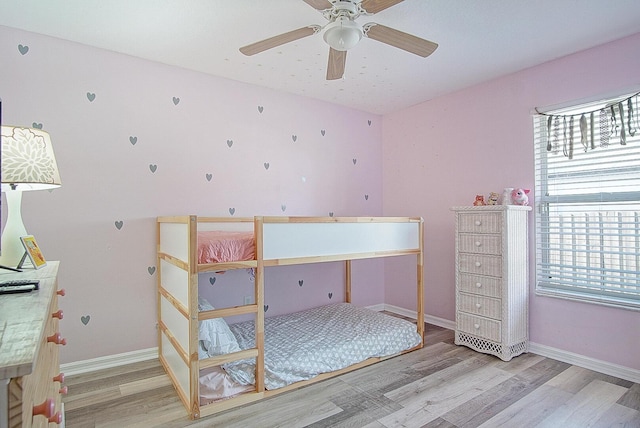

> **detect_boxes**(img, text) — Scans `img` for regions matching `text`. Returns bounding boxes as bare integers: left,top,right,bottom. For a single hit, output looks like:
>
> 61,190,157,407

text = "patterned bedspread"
223,303,422,390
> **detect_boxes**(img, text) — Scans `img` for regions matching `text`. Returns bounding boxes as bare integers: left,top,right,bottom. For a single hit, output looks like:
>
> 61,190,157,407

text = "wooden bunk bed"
156,215,424,419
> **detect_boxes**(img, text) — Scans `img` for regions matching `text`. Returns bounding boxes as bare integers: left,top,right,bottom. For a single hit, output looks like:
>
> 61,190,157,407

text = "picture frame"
19,235,47,269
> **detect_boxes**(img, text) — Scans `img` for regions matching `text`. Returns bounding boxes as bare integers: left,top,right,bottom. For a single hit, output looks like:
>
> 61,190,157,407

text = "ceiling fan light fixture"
323,16,362,51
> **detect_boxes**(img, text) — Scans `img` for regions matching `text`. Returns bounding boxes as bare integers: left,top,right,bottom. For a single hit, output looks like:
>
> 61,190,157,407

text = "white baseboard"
382,303,456,330
61,347,158,376
383,304,639,383
528,342,640,384
61,306,639,384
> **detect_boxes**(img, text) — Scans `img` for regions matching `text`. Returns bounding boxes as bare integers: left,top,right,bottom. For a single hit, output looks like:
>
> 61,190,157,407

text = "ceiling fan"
239,0,438,80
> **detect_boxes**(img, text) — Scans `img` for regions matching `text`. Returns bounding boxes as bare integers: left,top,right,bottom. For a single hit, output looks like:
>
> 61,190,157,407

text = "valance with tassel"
535,92,639,159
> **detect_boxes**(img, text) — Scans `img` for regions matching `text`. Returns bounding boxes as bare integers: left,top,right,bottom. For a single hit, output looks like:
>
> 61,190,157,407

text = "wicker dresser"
451,205,531,361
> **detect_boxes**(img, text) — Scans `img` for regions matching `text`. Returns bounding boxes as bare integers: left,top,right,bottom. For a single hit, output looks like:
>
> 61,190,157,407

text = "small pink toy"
473,195,486,206
511,188,530,205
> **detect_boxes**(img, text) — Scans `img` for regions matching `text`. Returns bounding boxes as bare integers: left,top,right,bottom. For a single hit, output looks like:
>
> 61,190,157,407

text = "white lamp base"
0,190,28,268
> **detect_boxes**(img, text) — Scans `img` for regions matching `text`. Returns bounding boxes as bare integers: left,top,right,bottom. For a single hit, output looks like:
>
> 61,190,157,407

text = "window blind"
534,92,640,310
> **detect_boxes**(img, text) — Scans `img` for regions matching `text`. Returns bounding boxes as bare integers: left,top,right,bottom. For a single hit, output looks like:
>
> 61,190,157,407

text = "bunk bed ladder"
417,218,425,342
254,217,266,393
188,215,201,418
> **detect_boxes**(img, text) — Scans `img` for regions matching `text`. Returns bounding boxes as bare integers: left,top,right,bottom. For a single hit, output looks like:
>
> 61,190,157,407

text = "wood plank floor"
63,324,640,427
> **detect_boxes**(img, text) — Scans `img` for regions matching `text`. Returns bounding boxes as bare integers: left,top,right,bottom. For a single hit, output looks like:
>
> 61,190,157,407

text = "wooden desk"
0,262,64,427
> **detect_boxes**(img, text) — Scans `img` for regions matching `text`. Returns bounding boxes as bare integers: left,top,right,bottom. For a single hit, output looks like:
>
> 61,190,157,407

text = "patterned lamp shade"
1,126,62,191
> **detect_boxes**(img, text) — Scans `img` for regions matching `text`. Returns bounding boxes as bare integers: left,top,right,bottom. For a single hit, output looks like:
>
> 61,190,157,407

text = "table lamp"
0,126,62,268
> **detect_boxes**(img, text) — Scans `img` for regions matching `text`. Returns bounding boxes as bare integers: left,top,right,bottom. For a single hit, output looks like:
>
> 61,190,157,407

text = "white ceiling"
2,0,640,115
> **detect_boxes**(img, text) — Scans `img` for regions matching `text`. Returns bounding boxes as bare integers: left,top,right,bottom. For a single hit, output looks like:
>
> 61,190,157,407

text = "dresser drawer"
457,312,501,342
452,206,530,361
458,213,502,233
458,293,501,319
458,273,502,298
459,254,502,277
458,234,502,255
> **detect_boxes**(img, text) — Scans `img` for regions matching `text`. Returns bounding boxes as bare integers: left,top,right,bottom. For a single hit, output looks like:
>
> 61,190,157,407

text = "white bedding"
219,303,422,390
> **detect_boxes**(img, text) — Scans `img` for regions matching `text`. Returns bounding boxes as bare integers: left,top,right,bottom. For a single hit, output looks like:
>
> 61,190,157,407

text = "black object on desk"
0,279,40,294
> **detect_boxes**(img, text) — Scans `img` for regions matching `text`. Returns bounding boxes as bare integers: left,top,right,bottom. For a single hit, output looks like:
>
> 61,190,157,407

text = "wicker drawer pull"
475,220,481,226
475,241,482,247
475,261,482,267
474,323,480,329
475,303,482,309
475,282,482,288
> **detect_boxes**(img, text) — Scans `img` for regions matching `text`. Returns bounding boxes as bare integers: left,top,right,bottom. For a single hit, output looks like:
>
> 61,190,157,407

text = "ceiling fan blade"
364,23,438,57
360,0,404,14
240,26,319,56
326,48,347,80
303,0,333,10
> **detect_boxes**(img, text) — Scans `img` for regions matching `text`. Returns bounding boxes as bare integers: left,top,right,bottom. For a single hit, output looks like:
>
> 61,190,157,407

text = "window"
534,91,640,310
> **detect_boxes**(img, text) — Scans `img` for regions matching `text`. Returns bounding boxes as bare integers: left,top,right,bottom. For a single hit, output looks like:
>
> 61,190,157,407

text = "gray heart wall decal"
368,120,372,126
229,208,236,215
115,220,123,230
353,158,357,165
172,97,180,105
328,292,333,299
264,304,269,312
18,44,29,55
329,212,334,217
129,136,137,145
206,173,212,181
258,106,264,113
87,92,96,102
148,266,156,275
149,164,157,173
281,204,286,212
209,277,216,285
321,130,326,136
32,122,43,129
298,280,303,287
291,135,297,142
365,194,369,200
81,315,91,325
227,139,233,148
264,162,270,170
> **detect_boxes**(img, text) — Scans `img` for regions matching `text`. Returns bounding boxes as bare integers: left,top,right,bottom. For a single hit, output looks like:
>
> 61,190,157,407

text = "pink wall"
2,22,638,373
0,25,385,363
382,33,640,371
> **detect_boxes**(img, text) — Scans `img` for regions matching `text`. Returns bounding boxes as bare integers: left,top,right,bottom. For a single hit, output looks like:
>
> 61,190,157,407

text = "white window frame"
534,91,640,311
